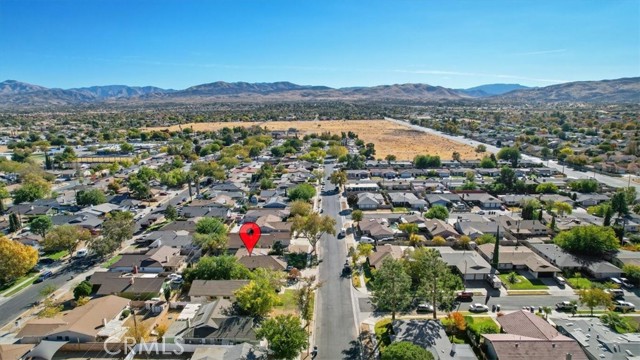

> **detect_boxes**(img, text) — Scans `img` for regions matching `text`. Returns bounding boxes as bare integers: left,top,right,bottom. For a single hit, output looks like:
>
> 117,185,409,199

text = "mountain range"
0,77,638,109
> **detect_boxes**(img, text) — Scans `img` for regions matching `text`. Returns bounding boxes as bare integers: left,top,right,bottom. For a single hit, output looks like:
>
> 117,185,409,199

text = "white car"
613,300,635,312
167,273,182,281
469,303,489,312
359,236,375,244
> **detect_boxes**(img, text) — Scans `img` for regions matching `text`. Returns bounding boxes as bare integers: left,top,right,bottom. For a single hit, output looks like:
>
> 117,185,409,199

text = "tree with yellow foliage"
0,236,38,283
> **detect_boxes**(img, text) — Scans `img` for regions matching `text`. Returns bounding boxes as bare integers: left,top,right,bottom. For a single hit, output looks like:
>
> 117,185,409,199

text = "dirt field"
144,119,480,160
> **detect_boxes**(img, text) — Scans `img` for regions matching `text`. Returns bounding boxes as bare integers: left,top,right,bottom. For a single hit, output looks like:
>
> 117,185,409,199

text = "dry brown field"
144,119,481,160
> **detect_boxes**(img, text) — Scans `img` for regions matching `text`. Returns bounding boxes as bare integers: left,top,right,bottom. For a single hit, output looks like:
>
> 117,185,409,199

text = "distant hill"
458,83,529,97
0,77,638,109
495,77,640,103
0,80,48,95
69,85,174,99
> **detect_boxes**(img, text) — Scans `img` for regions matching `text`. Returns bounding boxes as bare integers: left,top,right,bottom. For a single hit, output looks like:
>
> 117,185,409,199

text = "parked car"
417,303,434,313
469,303,489,312
621,278,634,289
556,301,577,311
554,276,566,286
74,248,88,259
456,291,474,301
338,229,346,238
606,288,625,298
613,300,635,312
359,236,375,244
610,277,624,287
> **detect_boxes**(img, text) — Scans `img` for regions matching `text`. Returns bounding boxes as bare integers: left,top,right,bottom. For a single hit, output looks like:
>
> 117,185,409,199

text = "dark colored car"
34,270,53,283
456,291,474,301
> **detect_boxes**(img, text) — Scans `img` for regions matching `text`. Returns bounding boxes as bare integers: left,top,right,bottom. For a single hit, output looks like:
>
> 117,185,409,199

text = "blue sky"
0,0,638,89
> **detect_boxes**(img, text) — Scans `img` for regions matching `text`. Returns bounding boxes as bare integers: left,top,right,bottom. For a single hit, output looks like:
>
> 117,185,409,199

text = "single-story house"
477,244,560,278
188,280,250,303
165,299,258,345
484,311,587,360
17,295,130,344
424,219,460,239
109,246,185,273
367,244,409,269
460,192,502,209
553,317,639,360
532,244,622,279
437,247,492,280
89,272,165,300
387,192,427,211
392,320,476,360
357,192,386,210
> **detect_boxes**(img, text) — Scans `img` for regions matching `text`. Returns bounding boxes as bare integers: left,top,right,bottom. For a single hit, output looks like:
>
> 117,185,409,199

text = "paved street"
314,163,360,360
386,117,640,193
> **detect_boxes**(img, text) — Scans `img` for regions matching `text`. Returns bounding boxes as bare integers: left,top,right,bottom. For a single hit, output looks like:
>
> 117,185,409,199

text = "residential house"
357,192,386,210
575,193,610,207
483,311,587,360
477,244,560,278
425,193,463,208
359,218,395,240
387,192,427,211
455,219,507,241
379,179,412,190
237,255,287,271
437,247,492,280
17,295,130,344
345,170,369,179
532,244,622,279
367,244,409,269
89,272,165,299
498,194,537,207
554,317,640,360
391,320,476,360
109,246,185,273
424,219,460,239
460,192,503,209
500,218,550,240
188,280,250,302
165,299,258,345
345,181,380,194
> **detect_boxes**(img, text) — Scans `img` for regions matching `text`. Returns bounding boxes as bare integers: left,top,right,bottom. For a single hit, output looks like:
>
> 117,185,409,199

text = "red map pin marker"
239,222,261,256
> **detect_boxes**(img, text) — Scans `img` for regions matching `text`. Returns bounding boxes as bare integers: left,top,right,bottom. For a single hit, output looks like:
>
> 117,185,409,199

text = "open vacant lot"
144,119,480,160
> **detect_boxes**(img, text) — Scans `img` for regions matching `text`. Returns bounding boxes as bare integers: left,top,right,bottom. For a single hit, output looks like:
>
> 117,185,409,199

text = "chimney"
165,256,169,263
129,277,135,285
187,318,191,328
102,318,107,327
566,354,572,360
515,343,519,348
552,343,556,348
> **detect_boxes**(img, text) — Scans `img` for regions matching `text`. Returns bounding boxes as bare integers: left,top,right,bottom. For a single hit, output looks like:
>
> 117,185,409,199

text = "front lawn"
44,249,69,261
465,316,499,340
567,277,592,289
273,290,298,315
498,274,548,290
374,318,392,349
0,271,39,296
392,207,409,213
101,254,123,268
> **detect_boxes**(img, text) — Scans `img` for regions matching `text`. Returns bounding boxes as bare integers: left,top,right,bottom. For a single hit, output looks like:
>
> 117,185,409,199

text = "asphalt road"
314,164,360,360
385,117,640,193
0,187,191,329
0,260,92,328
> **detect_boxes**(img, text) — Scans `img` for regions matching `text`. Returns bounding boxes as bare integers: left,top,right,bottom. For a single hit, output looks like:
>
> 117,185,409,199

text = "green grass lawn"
44,249,69,261
498,274,548,290
0,271,39,297
465,316,500,336
392,207,409,213
567,277,592,289
274,290,297,313
101,254,123,268
374,318,392,349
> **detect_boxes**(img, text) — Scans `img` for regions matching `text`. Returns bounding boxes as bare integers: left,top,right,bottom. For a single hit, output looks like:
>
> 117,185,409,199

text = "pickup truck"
555,301,577,311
